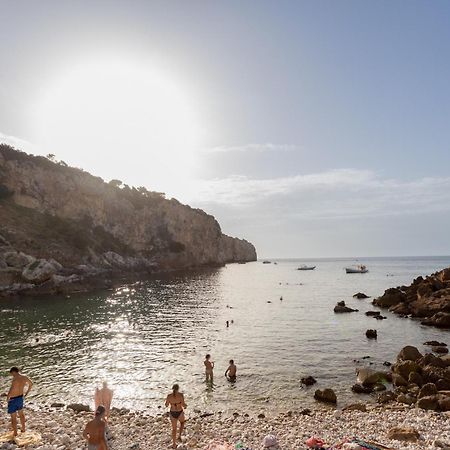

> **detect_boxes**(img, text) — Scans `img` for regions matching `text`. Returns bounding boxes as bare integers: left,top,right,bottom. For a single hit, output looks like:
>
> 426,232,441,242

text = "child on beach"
204,354,214,382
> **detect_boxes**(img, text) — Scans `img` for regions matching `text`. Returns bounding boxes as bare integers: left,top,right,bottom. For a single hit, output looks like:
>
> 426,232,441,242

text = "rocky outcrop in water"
373,268,450,329
0,145,257,296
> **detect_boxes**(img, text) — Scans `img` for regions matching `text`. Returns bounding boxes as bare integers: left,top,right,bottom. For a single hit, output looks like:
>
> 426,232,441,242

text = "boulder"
373,288,407,308
422,365,449,384
356,368,381,386
392,373,408,387
352,384,373,394
393,360,419,379
436,379,450,391
397,394,416,405
424,341,447,347
408,372,423,387
373,383,387,392
433,346,449,354
365,311,381,317
441,355,450,367
365,329,377,339
387,427,420,442
22,259,59,284
397,345,422,362
422,312,450,329
417,395,438,410
418,383,438,398
353,292,370,299
389,302,410,315
334,301,358,313
417,353,446,368
438,394,450,411
377,391,396,404
314,388,337,404
51,402,65,408
301,376,317,386
67,403,91,413
4,251,35,269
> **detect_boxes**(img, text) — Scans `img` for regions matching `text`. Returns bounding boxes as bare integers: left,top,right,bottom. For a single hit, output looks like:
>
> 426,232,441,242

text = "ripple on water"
0,257,450,414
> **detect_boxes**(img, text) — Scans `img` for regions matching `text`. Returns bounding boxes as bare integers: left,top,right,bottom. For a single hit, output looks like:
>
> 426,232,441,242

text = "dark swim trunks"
170,410,183,419
8,395,24,414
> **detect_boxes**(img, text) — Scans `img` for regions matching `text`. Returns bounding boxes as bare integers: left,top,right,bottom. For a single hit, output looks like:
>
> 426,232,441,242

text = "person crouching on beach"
204,354,214,383
165,384,187,449
225,359,237,382
83,405,109,450
6,367,33,436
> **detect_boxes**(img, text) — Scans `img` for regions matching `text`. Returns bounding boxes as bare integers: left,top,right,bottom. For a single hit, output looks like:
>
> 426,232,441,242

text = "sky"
1,0,450,258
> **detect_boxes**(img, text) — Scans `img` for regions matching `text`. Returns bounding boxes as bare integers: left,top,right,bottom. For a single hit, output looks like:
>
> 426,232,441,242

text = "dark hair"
229,359,234,364
205,354,210,359
9,367,19,374
95,405,106,416
172,384,179,393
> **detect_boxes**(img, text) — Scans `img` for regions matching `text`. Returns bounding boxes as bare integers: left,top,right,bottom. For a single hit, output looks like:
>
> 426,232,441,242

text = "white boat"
345,265,368,274
297,265,316,271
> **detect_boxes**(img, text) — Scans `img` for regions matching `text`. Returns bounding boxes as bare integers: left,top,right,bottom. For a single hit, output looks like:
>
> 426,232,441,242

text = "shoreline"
1,401,449,449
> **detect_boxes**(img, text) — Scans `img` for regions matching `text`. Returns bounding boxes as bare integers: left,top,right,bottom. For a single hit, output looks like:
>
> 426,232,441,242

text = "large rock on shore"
314,388,337,404
373,269,450,329
21,259,60,284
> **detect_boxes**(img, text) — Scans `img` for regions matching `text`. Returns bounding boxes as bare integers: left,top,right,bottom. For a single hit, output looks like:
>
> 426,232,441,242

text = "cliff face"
0,145,256,294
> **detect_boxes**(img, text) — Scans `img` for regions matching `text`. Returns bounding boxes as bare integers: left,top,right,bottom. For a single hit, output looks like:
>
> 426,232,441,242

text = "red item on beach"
306,437,326,448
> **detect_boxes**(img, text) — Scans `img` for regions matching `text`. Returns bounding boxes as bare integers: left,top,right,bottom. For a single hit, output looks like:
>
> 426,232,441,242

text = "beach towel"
0,431,14,443
14,431,42,446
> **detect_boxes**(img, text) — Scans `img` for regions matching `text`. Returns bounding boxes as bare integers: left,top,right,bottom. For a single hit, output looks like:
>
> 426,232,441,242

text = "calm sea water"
1,256,450,415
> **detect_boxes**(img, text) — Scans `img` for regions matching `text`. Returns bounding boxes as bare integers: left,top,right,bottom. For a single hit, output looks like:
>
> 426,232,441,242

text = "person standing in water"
83,405,109,450
94,381,113,421
165,384,187,449
6,367,33,436
225,359,237,382
204,354,214,383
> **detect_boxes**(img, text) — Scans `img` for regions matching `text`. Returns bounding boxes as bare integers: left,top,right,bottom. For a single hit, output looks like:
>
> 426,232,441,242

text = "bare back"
84,418,107,448
166,392,185,411
9,374,32,399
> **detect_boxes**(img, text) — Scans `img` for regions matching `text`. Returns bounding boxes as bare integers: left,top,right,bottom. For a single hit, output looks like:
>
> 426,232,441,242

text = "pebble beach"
1,403,449,450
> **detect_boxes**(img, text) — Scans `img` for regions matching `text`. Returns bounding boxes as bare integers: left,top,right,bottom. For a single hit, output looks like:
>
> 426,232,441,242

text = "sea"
1,256,450,416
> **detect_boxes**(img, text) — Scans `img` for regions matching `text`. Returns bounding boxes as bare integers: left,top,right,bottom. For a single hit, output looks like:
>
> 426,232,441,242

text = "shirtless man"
6,367,33,436
83,405,109,450
225,359,237,382
204,354,214,383
94,382,113,420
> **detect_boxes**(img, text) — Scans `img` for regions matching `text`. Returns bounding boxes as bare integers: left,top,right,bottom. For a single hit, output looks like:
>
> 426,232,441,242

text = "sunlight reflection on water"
1,257,450,415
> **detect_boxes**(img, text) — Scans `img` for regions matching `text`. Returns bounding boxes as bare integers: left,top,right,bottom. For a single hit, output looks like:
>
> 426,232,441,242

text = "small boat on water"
345,265,368,274
262,260,272,264
297,265,316,271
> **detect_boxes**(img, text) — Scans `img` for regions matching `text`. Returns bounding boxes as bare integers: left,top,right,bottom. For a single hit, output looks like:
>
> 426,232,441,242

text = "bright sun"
31,59,203,193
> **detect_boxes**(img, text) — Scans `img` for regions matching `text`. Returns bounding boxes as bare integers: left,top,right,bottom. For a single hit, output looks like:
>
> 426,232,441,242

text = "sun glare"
31,59,203,192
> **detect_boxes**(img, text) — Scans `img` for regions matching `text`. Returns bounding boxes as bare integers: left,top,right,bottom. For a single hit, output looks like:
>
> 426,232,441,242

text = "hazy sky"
1,1,450,257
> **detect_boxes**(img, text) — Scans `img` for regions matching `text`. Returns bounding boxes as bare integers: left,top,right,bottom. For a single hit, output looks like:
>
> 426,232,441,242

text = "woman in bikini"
165,384,187,449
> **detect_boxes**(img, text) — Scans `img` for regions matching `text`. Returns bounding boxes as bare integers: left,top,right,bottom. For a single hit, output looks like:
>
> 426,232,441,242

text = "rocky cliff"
0,144,256,295
373,268,450,329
